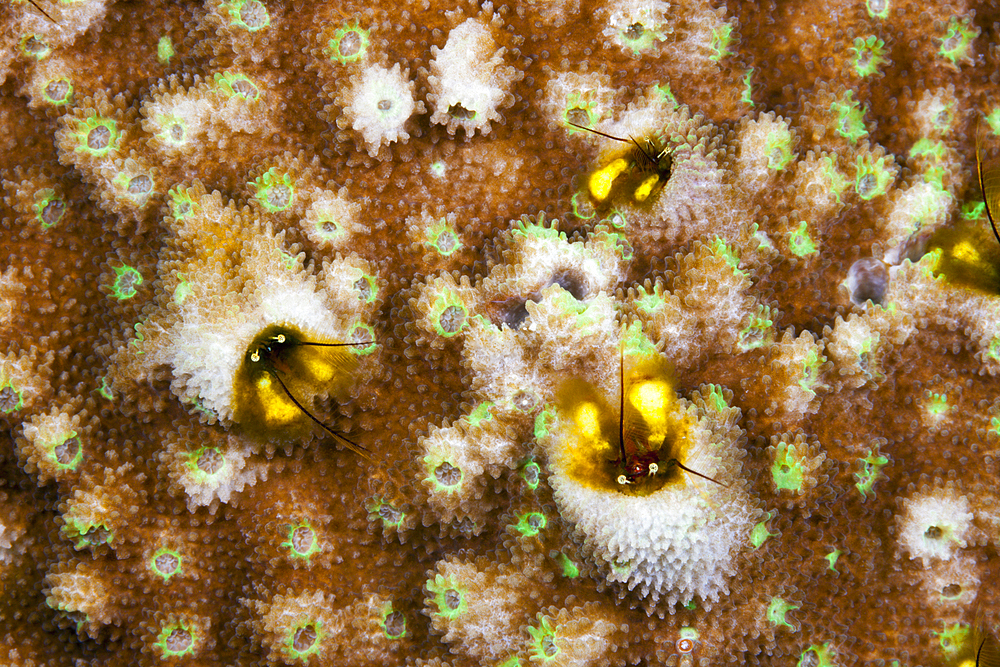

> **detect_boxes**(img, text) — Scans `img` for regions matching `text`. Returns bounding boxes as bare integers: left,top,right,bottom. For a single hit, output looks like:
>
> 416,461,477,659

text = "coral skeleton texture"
1,0,1000,665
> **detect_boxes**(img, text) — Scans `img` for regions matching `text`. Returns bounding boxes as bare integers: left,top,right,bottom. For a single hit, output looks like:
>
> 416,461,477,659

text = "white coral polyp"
898,488,973,567
546,401,756,609
428,18,519,136
342,63,421,156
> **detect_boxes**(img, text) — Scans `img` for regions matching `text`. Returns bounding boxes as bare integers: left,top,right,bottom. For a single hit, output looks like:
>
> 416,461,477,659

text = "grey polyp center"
512,390,537,411
378,504,401,523
523,464,539,485
925,525,943,539
384,611,405,636
846,257,888,306
566,107,589,126
436,231,457,252
42,199,65,226
444,588,461,610
541,635,558,657
438,305,465,333
54,436,79,464
340,31,361,56
128,175,153,195
857,173,876,196
87,125,111,150
377,99,393,111
45,79,69,101
267,184,291,208
434,462,461,486
197,448,224,475
170,123,184,141
942,583,961,596
353,277,373,301
165,628,192,651
625,22,644,39
24,37,46,54
321,220,337,233
0,387,20,411
292,526,314,553
293,624,317,651
231,79,257,98
800,649,820,667
155,552,179,574
240,0,267,28
868,0,885,11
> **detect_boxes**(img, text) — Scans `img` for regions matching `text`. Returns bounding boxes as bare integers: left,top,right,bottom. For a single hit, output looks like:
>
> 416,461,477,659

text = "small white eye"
276,334,285,343
648,463,658,475
251,351,260,362
617,475,628,485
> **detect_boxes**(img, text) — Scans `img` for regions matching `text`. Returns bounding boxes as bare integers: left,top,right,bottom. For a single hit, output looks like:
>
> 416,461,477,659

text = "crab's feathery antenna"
268,369,374,463
27,0,57,24
674,460,728,487
976,116,1000,246
567,121,659,168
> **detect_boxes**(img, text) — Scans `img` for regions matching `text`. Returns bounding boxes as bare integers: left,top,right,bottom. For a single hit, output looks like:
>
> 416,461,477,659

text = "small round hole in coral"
154,552,180,576
44,79,71,104
434,462,462,487
169,123,184,142
941,583,961,597
625,22,645,40
444,588,461,610
383,611,406,638
550,270,588,300
677,637,694,653
53,437,80,465
438,305,466,334
41,199,66,228
87,125,111,151
165,628,193,652
196,447,224,475
292,624,317,651
128,175,153,196
924,525,943,539
291,526,315,554
340,31,362,57
448,104,476,120
566,107,590,127
353,276,374,302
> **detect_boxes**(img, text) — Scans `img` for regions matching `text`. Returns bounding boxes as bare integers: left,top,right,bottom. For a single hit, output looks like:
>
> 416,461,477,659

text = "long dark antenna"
673,459,728,487
26,0,57,24
268,369,373,462
568,121,658,170
618,346,627,466
976,117,1000,246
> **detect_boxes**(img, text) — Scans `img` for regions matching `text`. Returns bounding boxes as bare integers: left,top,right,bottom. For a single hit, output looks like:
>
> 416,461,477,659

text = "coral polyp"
3,1,1000,665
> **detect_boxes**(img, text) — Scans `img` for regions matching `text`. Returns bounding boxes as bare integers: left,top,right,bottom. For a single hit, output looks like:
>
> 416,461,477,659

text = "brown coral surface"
2,0,1000,665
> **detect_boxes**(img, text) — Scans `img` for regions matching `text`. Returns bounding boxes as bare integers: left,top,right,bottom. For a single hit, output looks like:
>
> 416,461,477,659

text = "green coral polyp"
252,170,295,212
150,548,183,580
34,190,66,229
709,23,735,61
825,548,842,572
767,597,799,630
938,17,978,66
934,623,970,657
64,519,112,549
381,604,407,639
765,125,795,171
528,617,561,662
466,402,495,428
154,114,188,146
156,622,197,658
521,461,541,490
854,154,893,200
851,36,888,78
42,78,73,105
426,458,463,493
110,265,143,301
282,521,320,559
738,307,775,351
751,514,777,549
224,0,270,31
556,552,579,578
48,431,83,470
0,382,25,413
20,34,51,59
617,19,666,55
350,324,377,355
854,447,888,499
514,512,547,537
430,294,468,337
865,0,889,19
427,576,468,620
771,443,808,492
187,446,227,482
788,221,818,257
830,94,868,143
72,116,119,157
798,643,837,667
562,93,599,130
327,23,369,65
367,496,405,528
214,71,260,100
742,68,754,107
157,35,175,63
426,218,462,256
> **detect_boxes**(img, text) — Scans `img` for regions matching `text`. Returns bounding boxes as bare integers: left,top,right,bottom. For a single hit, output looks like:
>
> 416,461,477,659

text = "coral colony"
2,0,1000,664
